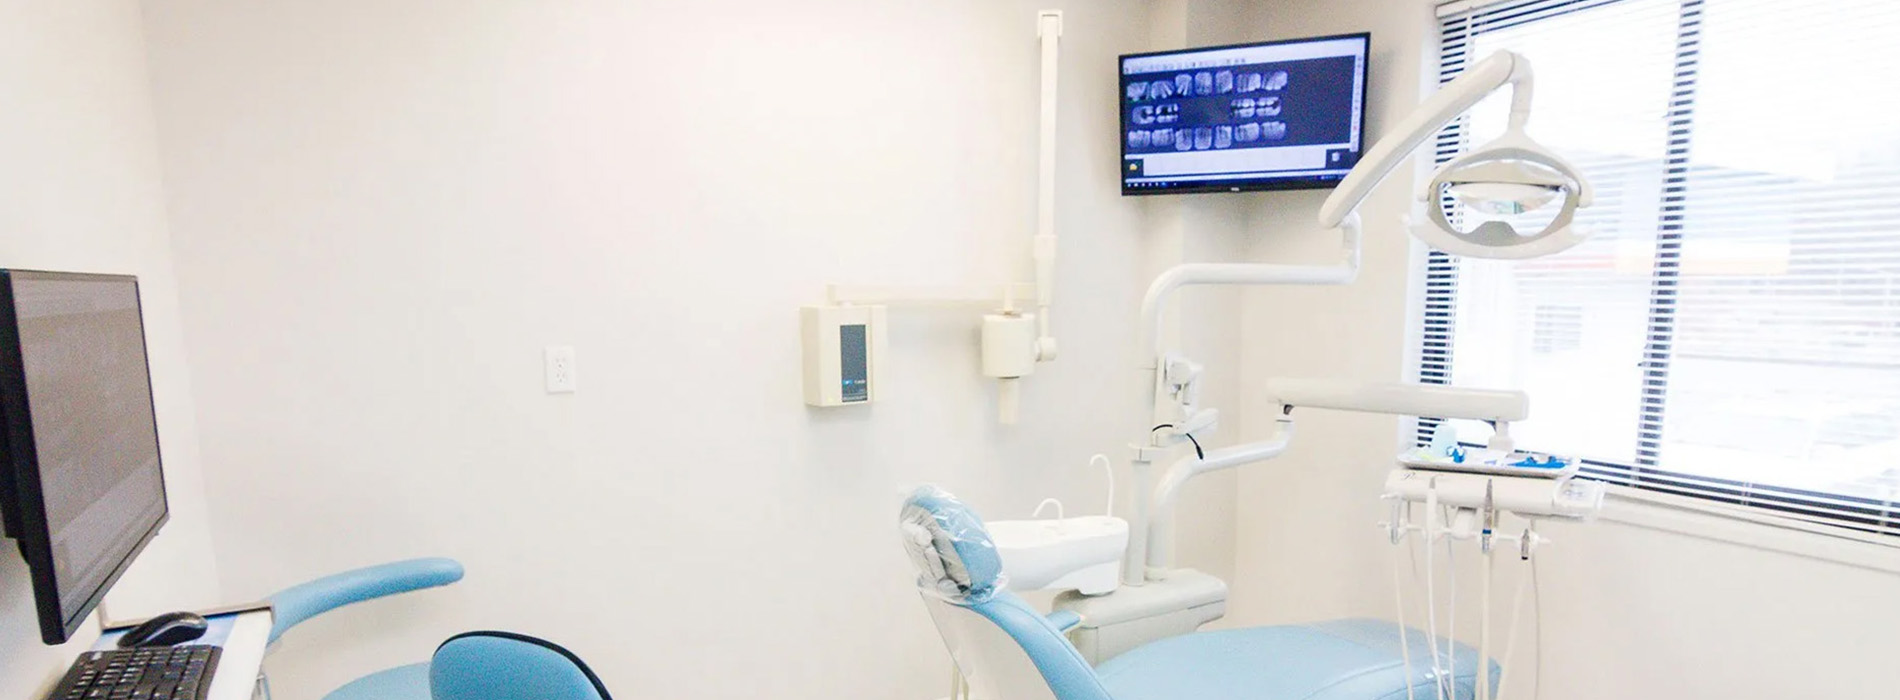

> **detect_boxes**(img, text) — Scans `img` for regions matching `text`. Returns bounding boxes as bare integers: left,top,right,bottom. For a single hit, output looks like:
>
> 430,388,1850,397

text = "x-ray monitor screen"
1120,33,1369,195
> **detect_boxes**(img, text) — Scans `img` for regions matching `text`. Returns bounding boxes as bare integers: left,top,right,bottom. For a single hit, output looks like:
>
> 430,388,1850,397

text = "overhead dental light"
1317,49,1592,260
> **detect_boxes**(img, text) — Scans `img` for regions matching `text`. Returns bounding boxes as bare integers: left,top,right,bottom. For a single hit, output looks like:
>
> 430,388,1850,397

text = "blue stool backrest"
899,487,1115,700
268,558,465,643
430,631,611,700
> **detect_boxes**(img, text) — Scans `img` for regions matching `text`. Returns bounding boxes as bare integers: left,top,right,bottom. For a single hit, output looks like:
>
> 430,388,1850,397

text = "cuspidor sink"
985,515,1129,595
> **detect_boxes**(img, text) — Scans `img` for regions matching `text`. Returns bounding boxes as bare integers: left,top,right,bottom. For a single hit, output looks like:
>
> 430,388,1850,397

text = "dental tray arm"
1264,378,1528,423
265,557,465,643
1267,377,1527,452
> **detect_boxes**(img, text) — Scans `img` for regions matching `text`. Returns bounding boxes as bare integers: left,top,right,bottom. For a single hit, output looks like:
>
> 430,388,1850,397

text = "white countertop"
92,608,273,700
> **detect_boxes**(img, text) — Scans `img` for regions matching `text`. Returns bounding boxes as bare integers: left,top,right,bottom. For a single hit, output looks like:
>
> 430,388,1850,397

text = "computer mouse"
117,611,209,648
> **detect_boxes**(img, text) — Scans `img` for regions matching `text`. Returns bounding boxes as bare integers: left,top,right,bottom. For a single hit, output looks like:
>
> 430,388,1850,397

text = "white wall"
1229,0,1900,697
0,1,221,696
17,0,1888,697
140,2,1240,698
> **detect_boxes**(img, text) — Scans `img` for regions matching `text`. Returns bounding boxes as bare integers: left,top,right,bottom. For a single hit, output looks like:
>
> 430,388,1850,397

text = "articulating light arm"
1125,51,1585,586
1135,51,1545,447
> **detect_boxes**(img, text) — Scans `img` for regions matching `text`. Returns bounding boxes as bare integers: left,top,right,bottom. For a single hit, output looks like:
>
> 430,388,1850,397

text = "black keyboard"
47,645,220,700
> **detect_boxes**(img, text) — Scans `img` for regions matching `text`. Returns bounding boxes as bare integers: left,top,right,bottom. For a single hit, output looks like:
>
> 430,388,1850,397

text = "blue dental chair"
899,488,1496,700
265,558,610,700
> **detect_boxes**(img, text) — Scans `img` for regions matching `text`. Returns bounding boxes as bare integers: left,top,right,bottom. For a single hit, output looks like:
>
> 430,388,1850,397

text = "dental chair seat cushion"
1096,619,1495,700
321,663,429,700
430,631,612,700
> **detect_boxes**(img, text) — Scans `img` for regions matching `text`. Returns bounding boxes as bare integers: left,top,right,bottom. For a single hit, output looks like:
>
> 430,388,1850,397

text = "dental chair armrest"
1045,610,1082,633
266,557,464,643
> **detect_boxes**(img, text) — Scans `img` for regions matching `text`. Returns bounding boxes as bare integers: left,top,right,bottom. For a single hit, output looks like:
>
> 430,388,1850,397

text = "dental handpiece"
1480,480,1496,553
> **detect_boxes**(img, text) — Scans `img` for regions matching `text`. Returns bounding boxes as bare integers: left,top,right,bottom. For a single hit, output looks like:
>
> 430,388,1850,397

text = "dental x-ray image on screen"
1120,33,1368,195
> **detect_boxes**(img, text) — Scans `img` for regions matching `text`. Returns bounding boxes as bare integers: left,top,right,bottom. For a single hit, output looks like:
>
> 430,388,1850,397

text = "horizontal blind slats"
1426,0,1900,536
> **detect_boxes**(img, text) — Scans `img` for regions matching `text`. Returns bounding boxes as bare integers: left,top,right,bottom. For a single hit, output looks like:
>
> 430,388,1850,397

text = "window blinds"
1419,0,1900,535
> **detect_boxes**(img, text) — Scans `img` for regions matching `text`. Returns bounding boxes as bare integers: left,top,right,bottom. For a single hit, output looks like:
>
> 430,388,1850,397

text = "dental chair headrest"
899,486,1005,604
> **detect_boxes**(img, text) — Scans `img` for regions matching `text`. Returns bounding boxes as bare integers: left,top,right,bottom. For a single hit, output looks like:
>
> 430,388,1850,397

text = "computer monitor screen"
0,270,166,644
1120,33,1369,195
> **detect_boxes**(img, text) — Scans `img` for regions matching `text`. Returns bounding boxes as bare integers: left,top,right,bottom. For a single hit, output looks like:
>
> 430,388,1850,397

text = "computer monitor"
1120,33,1370,195
0,270,167,645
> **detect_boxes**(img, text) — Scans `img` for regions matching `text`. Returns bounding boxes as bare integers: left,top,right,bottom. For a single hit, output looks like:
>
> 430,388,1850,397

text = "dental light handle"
1319,51,1531,230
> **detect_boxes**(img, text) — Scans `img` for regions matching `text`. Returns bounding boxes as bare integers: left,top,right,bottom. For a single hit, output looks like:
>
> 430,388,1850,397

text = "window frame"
1415,0,1900,537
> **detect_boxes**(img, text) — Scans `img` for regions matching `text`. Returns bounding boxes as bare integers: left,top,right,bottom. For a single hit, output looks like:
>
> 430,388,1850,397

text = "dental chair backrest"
899,487,1114,700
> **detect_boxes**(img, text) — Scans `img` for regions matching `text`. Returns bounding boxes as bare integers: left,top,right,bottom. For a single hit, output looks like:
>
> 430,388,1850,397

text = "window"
1418,0,1900,535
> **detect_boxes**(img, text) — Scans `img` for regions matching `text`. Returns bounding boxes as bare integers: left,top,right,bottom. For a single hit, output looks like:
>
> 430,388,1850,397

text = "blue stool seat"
1098,619,1494,700
315,631,611,700
429,631,612,700
321,662,429,700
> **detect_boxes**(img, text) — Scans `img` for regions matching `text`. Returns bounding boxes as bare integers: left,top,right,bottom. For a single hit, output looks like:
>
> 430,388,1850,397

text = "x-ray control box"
801,305,886,407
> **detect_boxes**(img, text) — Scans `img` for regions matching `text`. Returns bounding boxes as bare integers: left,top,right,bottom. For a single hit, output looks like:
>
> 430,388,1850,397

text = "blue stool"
265,559,609,700
320,631,611,700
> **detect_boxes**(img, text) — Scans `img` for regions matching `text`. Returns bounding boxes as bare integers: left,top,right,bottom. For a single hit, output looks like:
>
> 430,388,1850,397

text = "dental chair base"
1052,569,1227,664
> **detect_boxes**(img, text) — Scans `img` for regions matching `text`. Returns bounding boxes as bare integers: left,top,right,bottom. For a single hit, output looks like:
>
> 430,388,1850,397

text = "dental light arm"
1125,50,1590,587
1135,50,1582,446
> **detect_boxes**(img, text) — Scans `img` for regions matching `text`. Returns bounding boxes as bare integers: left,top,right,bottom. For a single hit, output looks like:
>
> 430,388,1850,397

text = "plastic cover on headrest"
899,486,1006,604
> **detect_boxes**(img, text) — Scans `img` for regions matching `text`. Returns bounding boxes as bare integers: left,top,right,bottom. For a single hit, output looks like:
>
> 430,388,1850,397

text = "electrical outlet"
545,346,577,393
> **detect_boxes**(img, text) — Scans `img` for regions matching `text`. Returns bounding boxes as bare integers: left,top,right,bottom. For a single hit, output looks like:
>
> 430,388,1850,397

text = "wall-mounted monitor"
1120,33,1370,195
0,270,167,644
